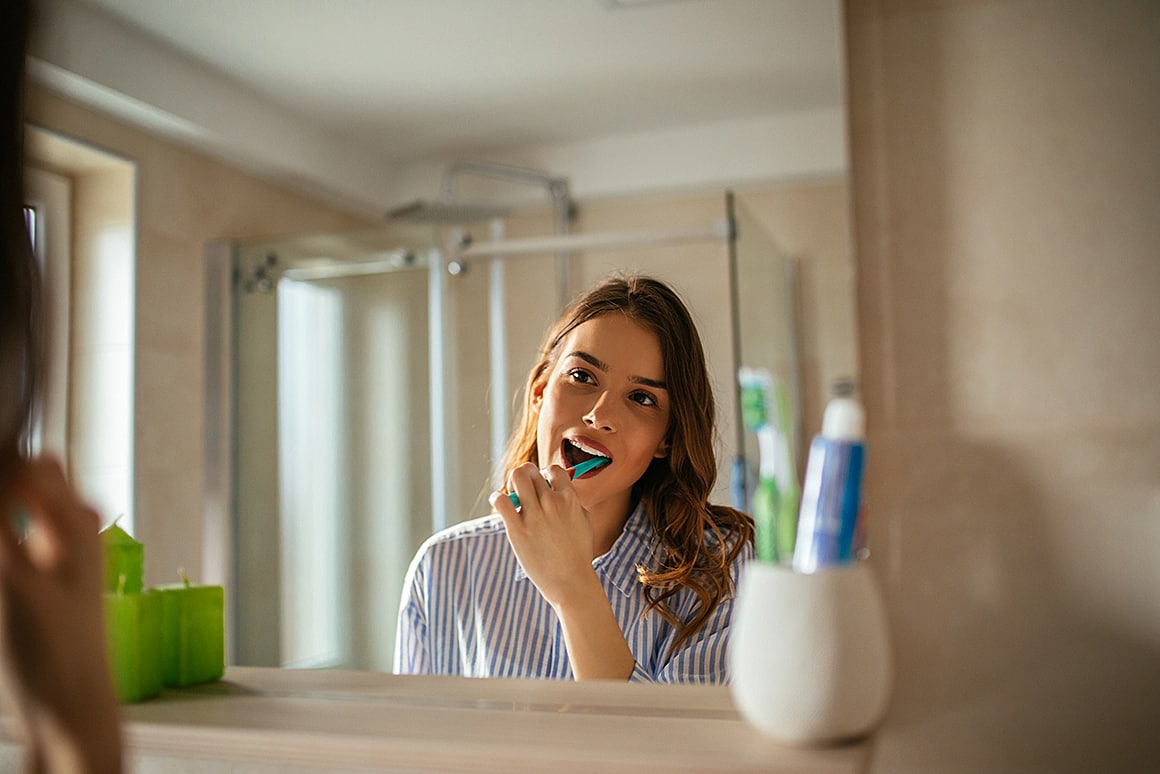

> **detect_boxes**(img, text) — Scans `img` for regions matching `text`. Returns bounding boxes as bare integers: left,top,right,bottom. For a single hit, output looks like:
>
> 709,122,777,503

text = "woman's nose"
583,392,616,431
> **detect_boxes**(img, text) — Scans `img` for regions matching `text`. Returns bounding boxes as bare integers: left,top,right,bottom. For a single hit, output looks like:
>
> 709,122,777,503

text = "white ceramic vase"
729,560,893,745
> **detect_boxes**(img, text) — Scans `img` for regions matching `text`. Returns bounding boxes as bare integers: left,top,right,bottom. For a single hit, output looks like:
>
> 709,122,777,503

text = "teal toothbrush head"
506,456,609,509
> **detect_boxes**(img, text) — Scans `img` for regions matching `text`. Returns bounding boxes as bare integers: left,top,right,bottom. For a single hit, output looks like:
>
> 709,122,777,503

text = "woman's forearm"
553,571,635,681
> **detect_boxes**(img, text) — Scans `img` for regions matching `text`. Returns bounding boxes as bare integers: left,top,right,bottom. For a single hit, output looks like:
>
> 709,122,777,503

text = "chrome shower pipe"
439,160,568,200
487,218,509,479
428,246,451,533
439,160,574,307
436,161,573,508
450,220,731,259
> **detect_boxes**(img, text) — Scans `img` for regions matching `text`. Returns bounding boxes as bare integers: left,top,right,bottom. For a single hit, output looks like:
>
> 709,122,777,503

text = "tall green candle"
103,583,162,703
154,570,225,687
100,522,143,594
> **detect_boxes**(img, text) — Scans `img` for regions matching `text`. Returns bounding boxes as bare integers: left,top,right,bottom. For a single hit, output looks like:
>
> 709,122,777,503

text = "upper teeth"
569,438,608,458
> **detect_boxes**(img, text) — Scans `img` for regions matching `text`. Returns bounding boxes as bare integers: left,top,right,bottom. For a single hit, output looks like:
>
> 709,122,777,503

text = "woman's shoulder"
403,514,519,598
415,513,508,560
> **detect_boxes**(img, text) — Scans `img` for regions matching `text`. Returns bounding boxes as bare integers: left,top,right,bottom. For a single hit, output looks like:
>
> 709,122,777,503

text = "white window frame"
23,166,72,461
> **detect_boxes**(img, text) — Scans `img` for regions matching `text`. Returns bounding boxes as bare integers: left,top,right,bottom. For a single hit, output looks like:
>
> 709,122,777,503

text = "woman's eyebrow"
633,375,668,391
566,350,667,391
567,350,608,372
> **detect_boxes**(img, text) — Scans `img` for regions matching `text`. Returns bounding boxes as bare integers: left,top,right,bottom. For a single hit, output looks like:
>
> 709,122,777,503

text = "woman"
395,275,754,683
0,0,125,770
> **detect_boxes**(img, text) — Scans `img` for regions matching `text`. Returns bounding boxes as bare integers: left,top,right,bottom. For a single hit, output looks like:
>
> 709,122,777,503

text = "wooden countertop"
5,667,872,772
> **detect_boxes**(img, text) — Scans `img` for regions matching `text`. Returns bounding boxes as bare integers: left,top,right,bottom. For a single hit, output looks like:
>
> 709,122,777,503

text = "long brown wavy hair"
498,275,754,652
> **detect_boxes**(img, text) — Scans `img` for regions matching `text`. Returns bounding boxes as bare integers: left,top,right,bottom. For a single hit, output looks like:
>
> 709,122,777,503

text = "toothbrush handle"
506,466,564,509
505,461,603,509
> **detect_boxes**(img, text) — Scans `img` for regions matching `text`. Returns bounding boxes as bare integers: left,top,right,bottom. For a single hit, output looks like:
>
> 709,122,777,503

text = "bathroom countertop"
3,666,872,772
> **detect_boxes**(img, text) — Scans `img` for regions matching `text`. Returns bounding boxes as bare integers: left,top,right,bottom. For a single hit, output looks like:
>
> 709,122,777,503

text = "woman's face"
533,313,671,518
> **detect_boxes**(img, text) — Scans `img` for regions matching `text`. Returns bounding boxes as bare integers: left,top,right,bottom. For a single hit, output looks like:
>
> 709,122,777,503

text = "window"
23,168,70,462
26,129,135,533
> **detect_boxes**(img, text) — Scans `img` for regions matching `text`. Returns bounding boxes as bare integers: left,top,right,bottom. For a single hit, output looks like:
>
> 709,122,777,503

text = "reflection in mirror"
28,0,853,682
215,181,853,672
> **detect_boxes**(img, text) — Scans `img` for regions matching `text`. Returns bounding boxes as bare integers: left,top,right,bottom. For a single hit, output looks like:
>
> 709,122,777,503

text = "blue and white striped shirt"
393,503,753,684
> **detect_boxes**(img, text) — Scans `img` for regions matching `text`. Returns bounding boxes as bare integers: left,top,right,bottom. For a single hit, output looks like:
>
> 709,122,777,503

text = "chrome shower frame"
401,161,576,492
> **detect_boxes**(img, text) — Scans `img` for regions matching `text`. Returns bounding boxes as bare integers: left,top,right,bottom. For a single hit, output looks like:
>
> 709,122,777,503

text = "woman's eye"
631,391,657,408
567,368,595,384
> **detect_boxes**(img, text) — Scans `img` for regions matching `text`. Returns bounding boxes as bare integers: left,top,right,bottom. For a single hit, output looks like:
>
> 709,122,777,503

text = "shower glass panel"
731,197,802,504
231,228,441,671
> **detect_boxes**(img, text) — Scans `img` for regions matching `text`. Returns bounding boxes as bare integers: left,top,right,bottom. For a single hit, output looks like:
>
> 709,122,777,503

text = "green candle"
100,522,143,594
154,570,225,687
103,584,162,703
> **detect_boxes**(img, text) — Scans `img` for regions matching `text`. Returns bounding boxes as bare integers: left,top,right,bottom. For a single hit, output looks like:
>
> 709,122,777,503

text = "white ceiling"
32,0,847,214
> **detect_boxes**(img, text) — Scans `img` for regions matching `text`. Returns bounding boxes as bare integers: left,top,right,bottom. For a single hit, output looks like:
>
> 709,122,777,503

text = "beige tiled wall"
846,0,1160,770
26,85,374,589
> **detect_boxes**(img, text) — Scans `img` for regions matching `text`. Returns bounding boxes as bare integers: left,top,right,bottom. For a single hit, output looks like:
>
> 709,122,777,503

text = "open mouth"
562,437,611,475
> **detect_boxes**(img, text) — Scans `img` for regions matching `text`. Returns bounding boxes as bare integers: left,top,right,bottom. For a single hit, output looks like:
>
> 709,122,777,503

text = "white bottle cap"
821,396,865,441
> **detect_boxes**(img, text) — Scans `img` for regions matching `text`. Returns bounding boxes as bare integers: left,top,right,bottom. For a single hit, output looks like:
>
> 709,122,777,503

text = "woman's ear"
531,379,545,407
653,437,670,459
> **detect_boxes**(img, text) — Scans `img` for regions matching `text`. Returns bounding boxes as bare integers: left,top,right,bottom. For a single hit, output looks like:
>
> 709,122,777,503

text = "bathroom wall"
846,0,1160,770
25,85,375,588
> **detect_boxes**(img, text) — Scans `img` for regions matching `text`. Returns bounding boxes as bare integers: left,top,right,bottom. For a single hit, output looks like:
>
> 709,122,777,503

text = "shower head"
387,199,511,224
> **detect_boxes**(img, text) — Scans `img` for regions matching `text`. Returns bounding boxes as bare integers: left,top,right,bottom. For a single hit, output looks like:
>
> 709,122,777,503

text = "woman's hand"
491,463,634,680
491,462,596,608
0,457,124,773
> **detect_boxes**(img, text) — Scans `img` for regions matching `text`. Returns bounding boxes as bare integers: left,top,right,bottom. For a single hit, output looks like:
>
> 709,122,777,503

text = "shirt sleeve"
393,547,430,675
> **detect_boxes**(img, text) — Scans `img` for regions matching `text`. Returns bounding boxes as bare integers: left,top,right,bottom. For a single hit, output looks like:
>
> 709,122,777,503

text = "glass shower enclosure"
204,193,799,671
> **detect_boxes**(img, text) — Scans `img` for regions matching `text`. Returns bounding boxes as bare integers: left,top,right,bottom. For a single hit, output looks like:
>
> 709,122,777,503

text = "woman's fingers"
541,465,575,499
505,463,547,513
1,461,47,585
9,458,86,534
0,504,34,587
2,458,100,575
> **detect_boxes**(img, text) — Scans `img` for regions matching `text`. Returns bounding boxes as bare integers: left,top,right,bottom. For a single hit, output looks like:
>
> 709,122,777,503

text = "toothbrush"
739,367,799,563
506,456,609,509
